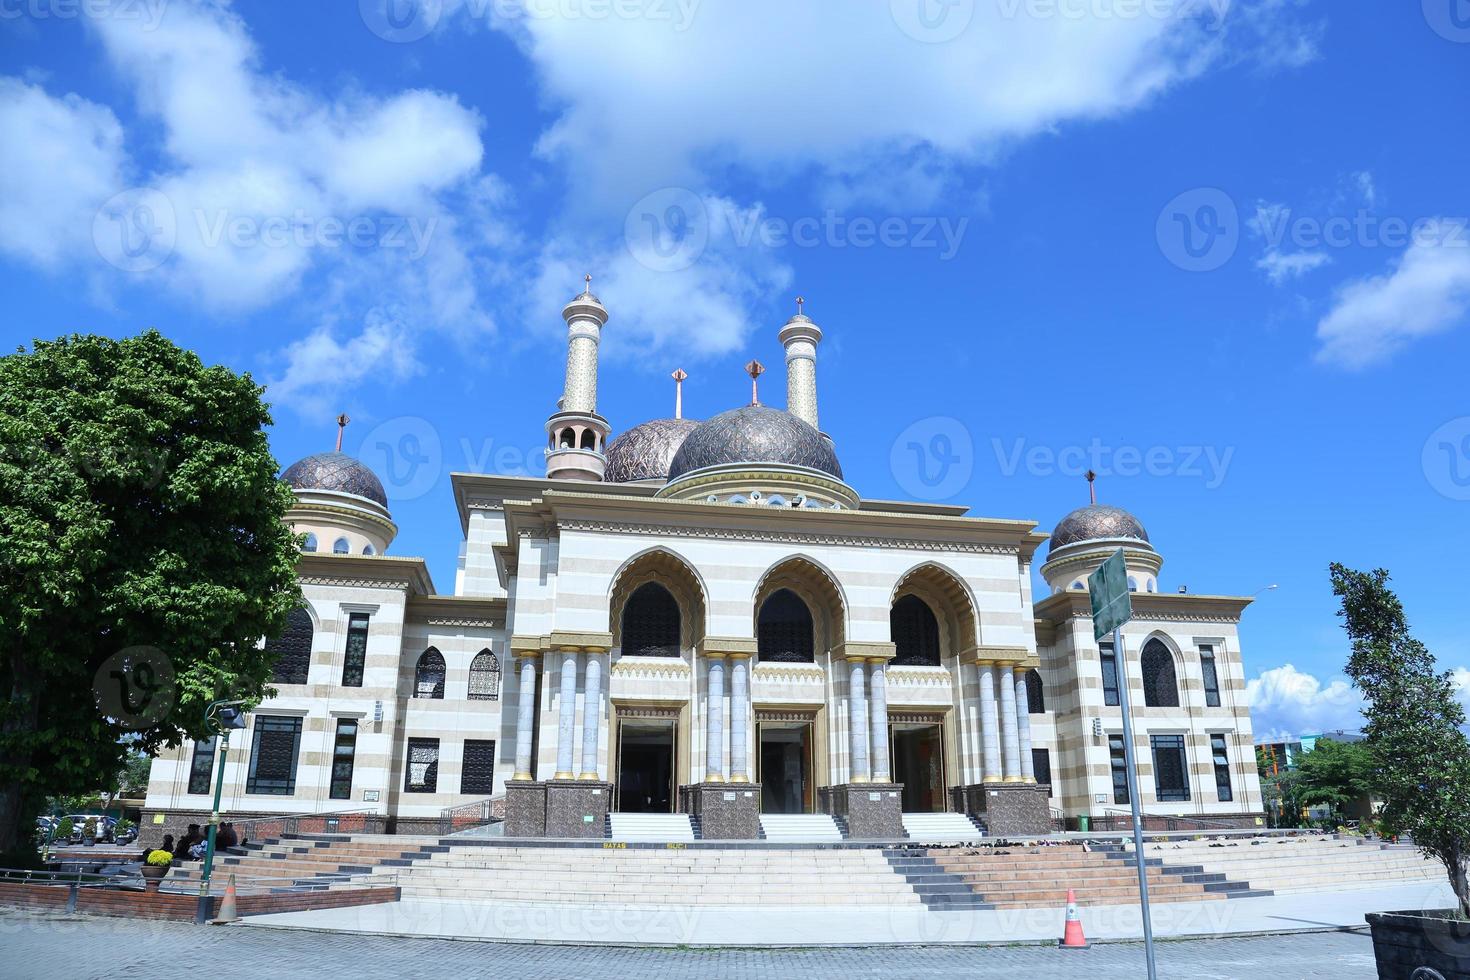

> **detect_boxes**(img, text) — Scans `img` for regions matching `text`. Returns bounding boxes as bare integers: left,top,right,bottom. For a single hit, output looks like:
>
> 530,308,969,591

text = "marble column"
579,652,603,780
553,650,580,779
977,662,1001,782
729,654,751,783
512,653,539,780
705,654,726,782
868,659,891,782
848,658,870,783
1015,666,1035,783
998,660,1021,782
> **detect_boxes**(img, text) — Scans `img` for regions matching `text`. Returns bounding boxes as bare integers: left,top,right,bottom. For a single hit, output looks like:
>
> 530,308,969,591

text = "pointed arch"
413,647,446,699
752,554,848,657
890,561,980,658
267,606,315,685
1141,636,1180,708
608,547,708,653
468,649,500,701
890,594,941,666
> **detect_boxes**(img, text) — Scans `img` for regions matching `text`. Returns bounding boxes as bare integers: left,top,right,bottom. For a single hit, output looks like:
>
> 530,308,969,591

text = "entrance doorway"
758,722,813,813
616,719,676,813
892,723,946,812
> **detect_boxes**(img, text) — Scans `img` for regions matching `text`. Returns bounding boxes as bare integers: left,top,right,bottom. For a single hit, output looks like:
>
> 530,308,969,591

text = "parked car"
65,815,116,845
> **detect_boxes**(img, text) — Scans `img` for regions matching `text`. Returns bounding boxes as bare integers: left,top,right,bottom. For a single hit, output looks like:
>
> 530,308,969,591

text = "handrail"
224,808,382,843
1097,808,1237,832
438,797,499,835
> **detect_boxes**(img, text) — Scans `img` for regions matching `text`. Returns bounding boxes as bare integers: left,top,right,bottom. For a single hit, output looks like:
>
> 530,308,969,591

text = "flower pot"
140,864,169,892
1366,909,1470,979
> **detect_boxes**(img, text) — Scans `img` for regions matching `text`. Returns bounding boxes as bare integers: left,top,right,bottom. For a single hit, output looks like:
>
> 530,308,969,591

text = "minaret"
545,275,611,482
779,296,822,429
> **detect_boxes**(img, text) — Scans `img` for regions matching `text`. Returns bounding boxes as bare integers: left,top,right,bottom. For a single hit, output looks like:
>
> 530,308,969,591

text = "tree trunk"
1450,847,1470,920
0,662,39,856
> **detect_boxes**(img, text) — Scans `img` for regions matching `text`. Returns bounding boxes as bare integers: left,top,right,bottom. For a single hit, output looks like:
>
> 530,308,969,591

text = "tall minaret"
545,275,611,482
779,296,822,430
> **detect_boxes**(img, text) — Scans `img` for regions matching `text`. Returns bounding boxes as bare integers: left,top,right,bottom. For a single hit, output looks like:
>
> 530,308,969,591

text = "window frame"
1200,645,1222,707
620,582,682,658
1108,734,1130,805
414,648,447,699
1141,640,1181,708
1031,747,1052,788
328,718,358,801
267,607,314,686
404,737,440,794
757,588,815,664
342,612,370,687
245,716,303,796
468,650,501,701
187,736,216,796
1100,642,1120,707
890,594,941,667
461,739,497,795
1025,668,1045,714
1210,733,1234,803
1150,733,1191,802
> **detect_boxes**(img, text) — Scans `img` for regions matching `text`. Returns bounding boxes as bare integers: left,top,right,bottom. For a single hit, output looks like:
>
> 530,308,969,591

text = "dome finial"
335,412,350,452
1087,468,1097,505
745,359,765,405
796,295,804,316
582,273,593,296
671,368,688,419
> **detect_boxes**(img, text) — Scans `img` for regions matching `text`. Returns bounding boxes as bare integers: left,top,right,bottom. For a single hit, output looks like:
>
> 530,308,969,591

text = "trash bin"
1078,815,1090,833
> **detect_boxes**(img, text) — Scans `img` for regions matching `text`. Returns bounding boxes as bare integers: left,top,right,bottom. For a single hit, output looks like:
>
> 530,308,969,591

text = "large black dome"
1049,504,1149,553
667,405,843,481
604,418,700,483
281,452,388,507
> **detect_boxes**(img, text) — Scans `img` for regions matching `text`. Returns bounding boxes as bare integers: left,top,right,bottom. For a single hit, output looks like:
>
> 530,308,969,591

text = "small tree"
1331,564,1470,918
1295,738,1377,818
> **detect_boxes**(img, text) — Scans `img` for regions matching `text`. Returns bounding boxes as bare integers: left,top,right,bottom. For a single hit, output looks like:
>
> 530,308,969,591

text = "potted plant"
81,817,97,847
1331,565,1470,980
141,849,172,891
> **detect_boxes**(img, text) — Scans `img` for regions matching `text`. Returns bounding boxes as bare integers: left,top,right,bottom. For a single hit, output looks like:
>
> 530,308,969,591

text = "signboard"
1089,549,1133,641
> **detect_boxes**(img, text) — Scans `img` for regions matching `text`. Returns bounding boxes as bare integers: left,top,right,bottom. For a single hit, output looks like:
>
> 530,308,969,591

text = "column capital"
548,630,613,653
509,634,545,657
697,636,758,658
960,645,1031,665
836,641,896,663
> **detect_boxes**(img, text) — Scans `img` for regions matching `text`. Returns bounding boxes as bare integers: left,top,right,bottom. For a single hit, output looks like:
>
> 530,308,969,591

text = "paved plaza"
0,908,1382,979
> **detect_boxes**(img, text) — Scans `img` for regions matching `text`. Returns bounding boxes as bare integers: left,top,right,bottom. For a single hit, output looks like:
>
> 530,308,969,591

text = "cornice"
549,518,1021,555
406,594,507,630
1033,590,1253,626
296,552,434,596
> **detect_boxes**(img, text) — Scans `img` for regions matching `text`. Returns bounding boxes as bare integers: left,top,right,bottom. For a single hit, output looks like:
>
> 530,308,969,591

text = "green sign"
1089,548,1133,641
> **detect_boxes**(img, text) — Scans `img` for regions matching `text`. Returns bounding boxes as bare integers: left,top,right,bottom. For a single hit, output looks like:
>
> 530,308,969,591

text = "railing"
1092,808,1238,833
438,798,500,835
229,808,385,844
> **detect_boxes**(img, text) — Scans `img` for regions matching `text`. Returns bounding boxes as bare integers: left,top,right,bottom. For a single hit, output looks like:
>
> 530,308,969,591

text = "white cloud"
0,79,126,267
1314,226,1470,369
1256,247,1330,284
265,311,425,420
1246,663,1364,742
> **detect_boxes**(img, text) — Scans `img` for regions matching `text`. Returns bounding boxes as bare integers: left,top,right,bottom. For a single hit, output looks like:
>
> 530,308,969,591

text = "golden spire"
745,359,765,405
671,368,688,419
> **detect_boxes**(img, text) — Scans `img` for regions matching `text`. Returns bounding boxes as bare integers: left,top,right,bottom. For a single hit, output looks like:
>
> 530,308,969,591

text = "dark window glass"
462,739,497,795
246,716,302,795
890,594,940,667
1100,642,1120,707
1026,669,1045,714
1141,640,1180,708
468,650,501,701
333,537,350,554
329,719,358,800
267,607,314,686
405,738,439,793
414,648,446,699
1031,747,1052,788
1109,734,1130,805
757,589,814,664
188,737,216,795
1211,733,1233,802
1201,648,1222,707
621,582,681,657
342,613,369,687
1151,734,1191,802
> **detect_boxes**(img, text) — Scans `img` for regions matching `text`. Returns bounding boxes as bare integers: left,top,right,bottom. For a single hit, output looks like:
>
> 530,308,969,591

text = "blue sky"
3,0,1468,740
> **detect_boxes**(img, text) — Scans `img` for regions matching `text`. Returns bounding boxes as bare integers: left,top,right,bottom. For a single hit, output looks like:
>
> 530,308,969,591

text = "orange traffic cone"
212,874,239,924
1059,888,1089,949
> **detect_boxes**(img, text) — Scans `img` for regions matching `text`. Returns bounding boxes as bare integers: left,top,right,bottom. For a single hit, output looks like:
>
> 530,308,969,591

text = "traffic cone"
212,874,239,924
1059,888,1090,949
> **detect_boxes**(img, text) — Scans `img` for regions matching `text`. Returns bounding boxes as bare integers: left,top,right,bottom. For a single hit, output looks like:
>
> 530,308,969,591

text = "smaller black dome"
1050,504,1149,553
605,418,700,483
668,405,843,481
281,452,388,507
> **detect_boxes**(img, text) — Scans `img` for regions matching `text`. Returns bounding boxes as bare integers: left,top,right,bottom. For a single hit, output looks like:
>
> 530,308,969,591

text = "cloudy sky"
3,0,1468,740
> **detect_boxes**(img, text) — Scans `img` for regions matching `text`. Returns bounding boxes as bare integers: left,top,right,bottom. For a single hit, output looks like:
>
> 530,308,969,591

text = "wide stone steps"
607,813,696,842
901,812,985,842
758,814,845,842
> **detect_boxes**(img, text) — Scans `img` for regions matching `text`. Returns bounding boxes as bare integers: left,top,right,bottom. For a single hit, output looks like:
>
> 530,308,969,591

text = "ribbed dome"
281,452,388,507
667,405,842,481
604,418,700,483
1050,504,1149,553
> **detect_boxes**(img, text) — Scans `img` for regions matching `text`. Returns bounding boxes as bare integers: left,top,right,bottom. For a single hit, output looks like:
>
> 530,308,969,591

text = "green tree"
1257,747,1304,828
1295,738,1377,816
1331,564,1470,918
0,331,300,856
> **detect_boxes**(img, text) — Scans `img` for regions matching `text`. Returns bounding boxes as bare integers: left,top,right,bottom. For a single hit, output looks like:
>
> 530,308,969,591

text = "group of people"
141,822,245,862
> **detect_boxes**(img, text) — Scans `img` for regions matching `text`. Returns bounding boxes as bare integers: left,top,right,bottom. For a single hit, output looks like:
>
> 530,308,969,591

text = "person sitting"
216,823,238,850
144,833,174,862
174,825,201,860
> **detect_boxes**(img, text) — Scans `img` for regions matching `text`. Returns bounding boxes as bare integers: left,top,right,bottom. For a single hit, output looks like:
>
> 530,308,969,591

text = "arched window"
757,589,813,663
1128,576,1139,592
1026,668,1045,714
1141,639,1180,707
302,533,318,553
579,429,595,450
468,649,501,701
414,648,446,699
362,544,376,556
333,537,350,554
890,594,940,667
1071,581,1085,591
266,607,314,685
621,582,682,657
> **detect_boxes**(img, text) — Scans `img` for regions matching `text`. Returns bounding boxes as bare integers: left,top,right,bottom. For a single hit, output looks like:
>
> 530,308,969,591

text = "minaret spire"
745,360,765,406
335,413,350,452
779,296,822,429
671,368,688,419
1087,469,1097,505
545,275,611,481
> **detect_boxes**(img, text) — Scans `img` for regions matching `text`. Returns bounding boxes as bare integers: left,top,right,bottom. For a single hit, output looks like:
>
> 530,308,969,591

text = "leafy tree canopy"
1294,737,1377,811
0,331,300,854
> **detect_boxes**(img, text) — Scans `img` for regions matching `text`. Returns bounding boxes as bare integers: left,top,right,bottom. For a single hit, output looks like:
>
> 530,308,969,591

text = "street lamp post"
195,699,247,925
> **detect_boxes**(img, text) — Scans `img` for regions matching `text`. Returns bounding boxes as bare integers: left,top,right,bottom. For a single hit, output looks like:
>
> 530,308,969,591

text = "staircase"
1126,835,1442,895
164,834,444,892
901,812,985,843
758,814,845,842
607,813,697,842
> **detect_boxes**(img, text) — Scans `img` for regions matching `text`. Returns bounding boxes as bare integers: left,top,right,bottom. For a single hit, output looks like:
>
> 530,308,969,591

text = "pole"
195,730,229,924
1113,626,1158,980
